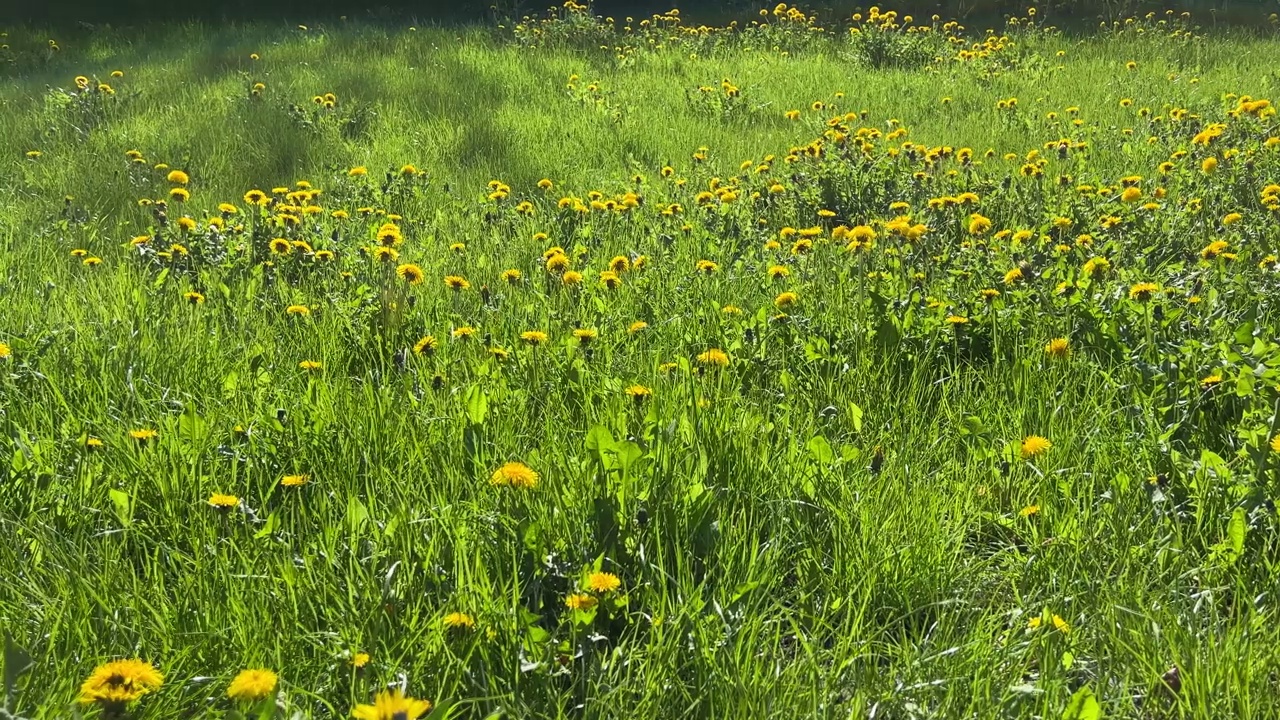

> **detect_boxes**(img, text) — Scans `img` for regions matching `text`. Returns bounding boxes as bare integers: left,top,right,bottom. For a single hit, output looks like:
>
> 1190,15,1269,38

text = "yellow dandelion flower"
697,348,730,367
586,571,621,593
490,461,539,489
281,474,309,487
520,330,548,345
1128,282,1159,302
397,263,425,285
208,493,238,509
566,593,598,611
628,321,648,334
1020,435,1051,459
128,428,158,443
442,612,476,630
625,384,652,400
413,336,438,355
166,169,189,185
968,214,992,236
1044,338,1070,358
78,659,163,705
444,275,471,291
351,689,432,720
226,669,278,703
285,304,310,316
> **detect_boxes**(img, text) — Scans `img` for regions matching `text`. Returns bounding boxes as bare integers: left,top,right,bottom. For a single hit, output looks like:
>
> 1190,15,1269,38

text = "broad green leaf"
615,441,644,473
1062,685,1101,720
848,402,863,433
109,488,133,528
347,496,369,535
465,385,488,426
1235,370,1255,397
586,424,616,459
179,408,208,442
963,416,987,435
806,435,833,465
254,512,278,540
1228,507,1246,559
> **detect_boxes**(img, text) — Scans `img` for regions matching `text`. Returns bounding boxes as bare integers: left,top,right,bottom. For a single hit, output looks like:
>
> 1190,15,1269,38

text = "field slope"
1,4,1279,718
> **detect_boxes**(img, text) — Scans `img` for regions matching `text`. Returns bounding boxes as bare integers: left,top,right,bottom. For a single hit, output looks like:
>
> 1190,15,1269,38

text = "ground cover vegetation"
1,2,1280,718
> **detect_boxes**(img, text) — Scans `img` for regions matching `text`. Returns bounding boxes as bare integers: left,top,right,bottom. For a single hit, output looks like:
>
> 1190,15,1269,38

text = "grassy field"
1,3,1280,718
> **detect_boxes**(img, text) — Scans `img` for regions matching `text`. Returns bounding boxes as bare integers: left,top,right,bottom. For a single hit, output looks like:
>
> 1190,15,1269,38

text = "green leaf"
963,415,987,436
465,385,488,426
585,425,616,461
1234,322,1256,346
179,408,208,443
221,372,239,399
425,699,460,720
521,521,544,555
3,631,33,710
1062,686,1102,720
108,488,133,528
730,580,762,605
615,441,644,473
847,402,863,433
1228,507,1246,559
685,480,705,504
347,496,369,535
1235,370,1255,397
254,512,278,540
806,435,833,465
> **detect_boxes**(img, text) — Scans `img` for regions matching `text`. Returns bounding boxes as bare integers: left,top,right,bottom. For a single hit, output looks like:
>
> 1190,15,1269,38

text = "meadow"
1,2,1279,718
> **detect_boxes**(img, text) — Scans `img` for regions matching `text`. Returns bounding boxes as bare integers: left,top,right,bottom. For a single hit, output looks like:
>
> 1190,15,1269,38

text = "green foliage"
0,2,1279,719
846,24,943,69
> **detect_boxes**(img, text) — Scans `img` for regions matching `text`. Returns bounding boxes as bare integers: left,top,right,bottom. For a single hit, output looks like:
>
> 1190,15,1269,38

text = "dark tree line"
1,0,1270,27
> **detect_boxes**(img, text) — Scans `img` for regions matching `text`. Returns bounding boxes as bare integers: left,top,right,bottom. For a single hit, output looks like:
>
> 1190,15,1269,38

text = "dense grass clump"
1,3,1280,719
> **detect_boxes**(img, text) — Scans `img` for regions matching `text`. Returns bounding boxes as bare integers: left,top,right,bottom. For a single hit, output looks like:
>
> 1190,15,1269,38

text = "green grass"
1,4,1280,719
